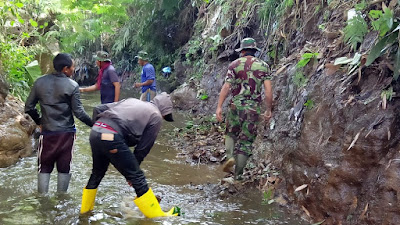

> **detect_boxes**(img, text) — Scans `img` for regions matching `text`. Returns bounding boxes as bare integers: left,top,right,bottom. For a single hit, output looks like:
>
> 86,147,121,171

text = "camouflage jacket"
225,55,271,106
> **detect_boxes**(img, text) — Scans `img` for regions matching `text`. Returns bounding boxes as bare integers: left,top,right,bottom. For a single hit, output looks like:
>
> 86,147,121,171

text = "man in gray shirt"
80,92,178,218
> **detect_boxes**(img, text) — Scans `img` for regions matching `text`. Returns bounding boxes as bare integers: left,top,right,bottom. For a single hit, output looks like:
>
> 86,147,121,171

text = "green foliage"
293,71,308,88
112,0,182,52
343,15,368,51
268,49,277,60
355,0,367,11
297,53,319,68
55,0,132,52
0,0,55,99
185,120,194,129
261,188,275,205
285,0,294,8
186,38,203,62
323,10,330,22
191,59,206,80
180,115,220,136
190,0,209,7
0,42,36,100
293,53,317,88
0,0,46,43
381,87,394,101
365,29,398,67
258,0,293,29
369,8,394,37
214,0,226,5
51,0,187,77
25,61,42,84
209,34,222,53
334,53,361,75
199,94,209,100
304,99,314,110
314,5,321,14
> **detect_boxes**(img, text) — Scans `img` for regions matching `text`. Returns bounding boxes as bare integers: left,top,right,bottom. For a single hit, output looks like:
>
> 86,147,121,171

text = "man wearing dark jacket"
80,92,177,218
25,53,93,194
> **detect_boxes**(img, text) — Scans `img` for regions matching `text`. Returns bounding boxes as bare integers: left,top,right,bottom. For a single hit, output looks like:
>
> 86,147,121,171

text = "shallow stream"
0,91,306,225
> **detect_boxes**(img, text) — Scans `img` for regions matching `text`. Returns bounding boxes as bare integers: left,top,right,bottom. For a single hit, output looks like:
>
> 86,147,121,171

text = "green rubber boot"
234,154,249,180
222,135,235,173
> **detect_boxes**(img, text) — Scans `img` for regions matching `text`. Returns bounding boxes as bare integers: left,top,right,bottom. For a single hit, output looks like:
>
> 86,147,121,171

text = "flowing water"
0,91,306,225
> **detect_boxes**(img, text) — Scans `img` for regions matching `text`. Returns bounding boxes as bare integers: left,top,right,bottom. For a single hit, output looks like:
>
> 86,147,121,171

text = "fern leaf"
343,15,368,51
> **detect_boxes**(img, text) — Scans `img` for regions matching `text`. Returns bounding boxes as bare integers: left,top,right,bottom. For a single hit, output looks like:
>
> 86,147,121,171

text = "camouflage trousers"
225,103,261,156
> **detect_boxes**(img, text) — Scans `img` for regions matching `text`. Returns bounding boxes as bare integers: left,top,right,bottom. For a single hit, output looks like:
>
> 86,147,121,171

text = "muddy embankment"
169,0,400,224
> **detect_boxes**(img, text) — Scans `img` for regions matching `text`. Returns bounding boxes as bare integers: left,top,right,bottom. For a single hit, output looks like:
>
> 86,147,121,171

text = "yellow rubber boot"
80,188,97,214
134,188,178,218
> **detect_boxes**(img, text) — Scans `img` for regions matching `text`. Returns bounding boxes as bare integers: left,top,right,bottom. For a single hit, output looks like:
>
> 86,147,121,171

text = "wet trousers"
85,130,149,197
225,103,260,156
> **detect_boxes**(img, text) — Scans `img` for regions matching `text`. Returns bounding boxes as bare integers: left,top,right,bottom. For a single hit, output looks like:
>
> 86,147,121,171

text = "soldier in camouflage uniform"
216,38,273,180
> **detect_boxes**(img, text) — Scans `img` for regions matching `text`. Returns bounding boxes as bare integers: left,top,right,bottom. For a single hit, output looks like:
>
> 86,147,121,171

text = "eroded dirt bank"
169,0,400,224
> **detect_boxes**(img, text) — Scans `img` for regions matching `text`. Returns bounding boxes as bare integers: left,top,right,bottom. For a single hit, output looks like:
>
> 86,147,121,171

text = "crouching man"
80,92,178,218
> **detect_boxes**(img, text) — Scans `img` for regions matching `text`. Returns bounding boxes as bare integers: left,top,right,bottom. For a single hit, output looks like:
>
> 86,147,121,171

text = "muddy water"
0,91,306,225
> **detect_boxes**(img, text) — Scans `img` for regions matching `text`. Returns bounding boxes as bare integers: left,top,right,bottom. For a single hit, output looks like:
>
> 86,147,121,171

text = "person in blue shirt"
133,51,156,101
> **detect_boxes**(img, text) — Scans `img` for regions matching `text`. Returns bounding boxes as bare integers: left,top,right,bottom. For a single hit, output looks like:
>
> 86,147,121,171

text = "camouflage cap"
235,38,261,52
94,51,111,62
135,50,150,61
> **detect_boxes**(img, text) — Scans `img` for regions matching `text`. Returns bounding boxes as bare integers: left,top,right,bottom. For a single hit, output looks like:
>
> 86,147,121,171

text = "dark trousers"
86,130,149,197
38,132,75,173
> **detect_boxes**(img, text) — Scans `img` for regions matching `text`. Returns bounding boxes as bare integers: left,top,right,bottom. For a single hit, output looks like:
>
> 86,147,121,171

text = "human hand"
133,83,141,88
216,107,223,122
79,88,85,93
264,110,272,122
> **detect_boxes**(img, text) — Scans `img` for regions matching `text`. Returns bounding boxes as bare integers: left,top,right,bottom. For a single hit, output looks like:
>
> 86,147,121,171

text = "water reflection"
0,91,306,225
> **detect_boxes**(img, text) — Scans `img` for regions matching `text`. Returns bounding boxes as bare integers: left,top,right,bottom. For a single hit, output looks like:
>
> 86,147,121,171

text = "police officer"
80,92,177,218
